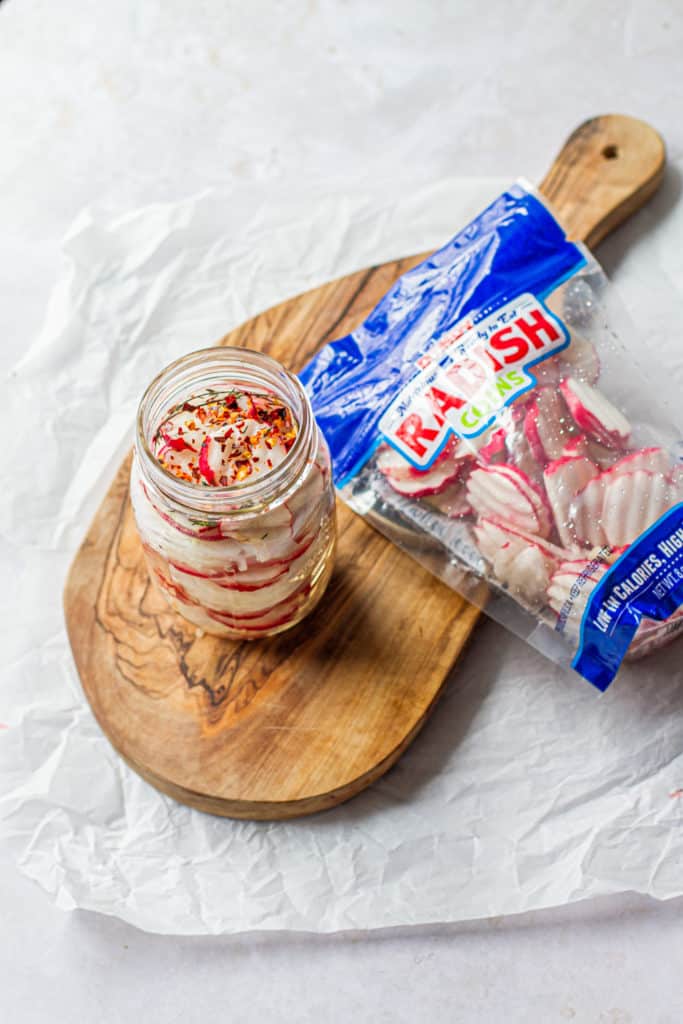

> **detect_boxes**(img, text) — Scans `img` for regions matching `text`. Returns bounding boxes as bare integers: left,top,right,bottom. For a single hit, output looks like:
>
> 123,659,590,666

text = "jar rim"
135,346,315,514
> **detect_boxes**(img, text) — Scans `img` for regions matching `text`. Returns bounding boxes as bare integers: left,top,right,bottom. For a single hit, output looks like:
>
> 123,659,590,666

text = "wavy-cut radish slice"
493,464,553,536
473,517,565,569
568,475,608,547
222,502,293,536
525,388,576,463
134,477,225,541
602,446,671,480
602,469,677,548
174,545,317,614
153,569,195,606
168,532,316,582
544,455,600,547
523,402,546,464
473,517,565,604
426,483,473,518
560,378,630,448
287,461,327,539
172,537,319,593
547,557,606,636
205,583,310,632
466,464,551,537
561,434,590,459
505,419,543,480
381,452,465,497
669,464,683,499
562,433,620,469
536,387,577,460
376,437,462,480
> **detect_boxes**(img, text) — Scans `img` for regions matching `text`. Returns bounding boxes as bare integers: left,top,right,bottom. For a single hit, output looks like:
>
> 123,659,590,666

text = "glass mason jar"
131,347,337,639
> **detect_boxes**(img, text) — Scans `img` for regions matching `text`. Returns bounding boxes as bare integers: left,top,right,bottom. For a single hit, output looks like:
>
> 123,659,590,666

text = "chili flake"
152,387,298,486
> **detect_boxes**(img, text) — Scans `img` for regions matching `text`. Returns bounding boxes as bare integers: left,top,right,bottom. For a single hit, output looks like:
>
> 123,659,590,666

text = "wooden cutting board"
64,115,665,819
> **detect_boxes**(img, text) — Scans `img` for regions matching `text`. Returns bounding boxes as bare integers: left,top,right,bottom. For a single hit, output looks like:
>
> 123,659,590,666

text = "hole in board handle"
602,144,619,159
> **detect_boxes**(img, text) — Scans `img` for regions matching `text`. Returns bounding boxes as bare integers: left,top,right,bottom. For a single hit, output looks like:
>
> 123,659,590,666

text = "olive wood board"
64,115,665,819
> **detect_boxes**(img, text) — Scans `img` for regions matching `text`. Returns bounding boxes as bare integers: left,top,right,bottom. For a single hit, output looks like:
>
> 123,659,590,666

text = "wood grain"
64,115,665,819
539,114,665,246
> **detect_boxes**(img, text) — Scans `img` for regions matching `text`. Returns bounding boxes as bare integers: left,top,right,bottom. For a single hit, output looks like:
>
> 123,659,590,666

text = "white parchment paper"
1,177,683,935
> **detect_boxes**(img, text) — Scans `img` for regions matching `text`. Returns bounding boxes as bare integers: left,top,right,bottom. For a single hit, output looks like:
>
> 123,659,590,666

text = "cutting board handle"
538,114,665,247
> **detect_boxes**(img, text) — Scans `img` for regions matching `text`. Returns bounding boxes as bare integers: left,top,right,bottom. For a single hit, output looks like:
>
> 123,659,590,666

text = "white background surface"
1,0,683,1020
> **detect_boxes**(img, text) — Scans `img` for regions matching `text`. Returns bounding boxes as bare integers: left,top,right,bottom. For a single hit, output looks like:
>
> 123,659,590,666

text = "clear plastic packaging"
301,184,683,689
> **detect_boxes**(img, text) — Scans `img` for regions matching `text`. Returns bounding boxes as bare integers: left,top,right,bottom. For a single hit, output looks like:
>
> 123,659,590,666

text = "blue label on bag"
300,184,586,486
378,292,569,469
572,505,683,690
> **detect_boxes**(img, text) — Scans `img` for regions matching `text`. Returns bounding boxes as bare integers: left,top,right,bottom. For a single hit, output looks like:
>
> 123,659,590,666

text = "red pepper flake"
152,387,297,487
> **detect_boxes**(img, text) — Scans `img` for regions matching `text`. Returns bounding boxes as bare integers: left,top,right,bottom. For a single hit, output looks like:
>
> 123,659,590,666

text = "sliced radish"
167,532,316,583
381,455,465,498
477,428,507,465
543,455,600,548
136,479,224,541
586,439,621,469
174,545,317,615
466,464,551,537
568,474,608,547
376,437,462,481
204,583,310,632
286,460,328,540
536,387,577,461
473,517,565,605
152,568,194,606
562,433,621,469
560,377,630,449
198,437,220,485
670,464,683,499
473,517,565,567
524,387,577,464
602,446,671,480
492,464,553,536
601,469,677,548
523,402,546,465
505,419,543,481
547,558,606,637
523,388,576,464
507,546,558,605
426,482,473,518
161,432,196,453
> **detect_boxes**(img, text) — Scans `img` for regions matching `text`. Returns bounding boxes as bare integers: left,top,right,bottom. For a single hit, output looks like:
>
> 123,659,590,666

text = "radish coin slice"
560,377,630,448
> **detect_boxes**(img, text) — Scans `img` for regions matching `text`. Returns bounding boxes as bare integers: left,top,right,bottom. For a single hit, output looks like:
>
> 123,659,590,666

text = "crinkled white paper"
1,178,683,936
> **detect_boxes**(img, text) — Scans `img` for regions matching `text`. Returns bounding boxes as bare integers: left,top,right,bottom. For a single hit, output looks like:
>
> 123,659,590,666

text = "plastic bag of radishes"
300,183,683,690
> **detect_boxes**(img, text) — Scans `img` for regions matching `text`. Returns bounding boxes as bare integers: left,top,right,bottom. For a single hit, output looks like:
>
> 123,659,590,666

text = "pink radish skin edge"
523,403,547,465
491,463,553,532
467,465,550,536
560,378,630,449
